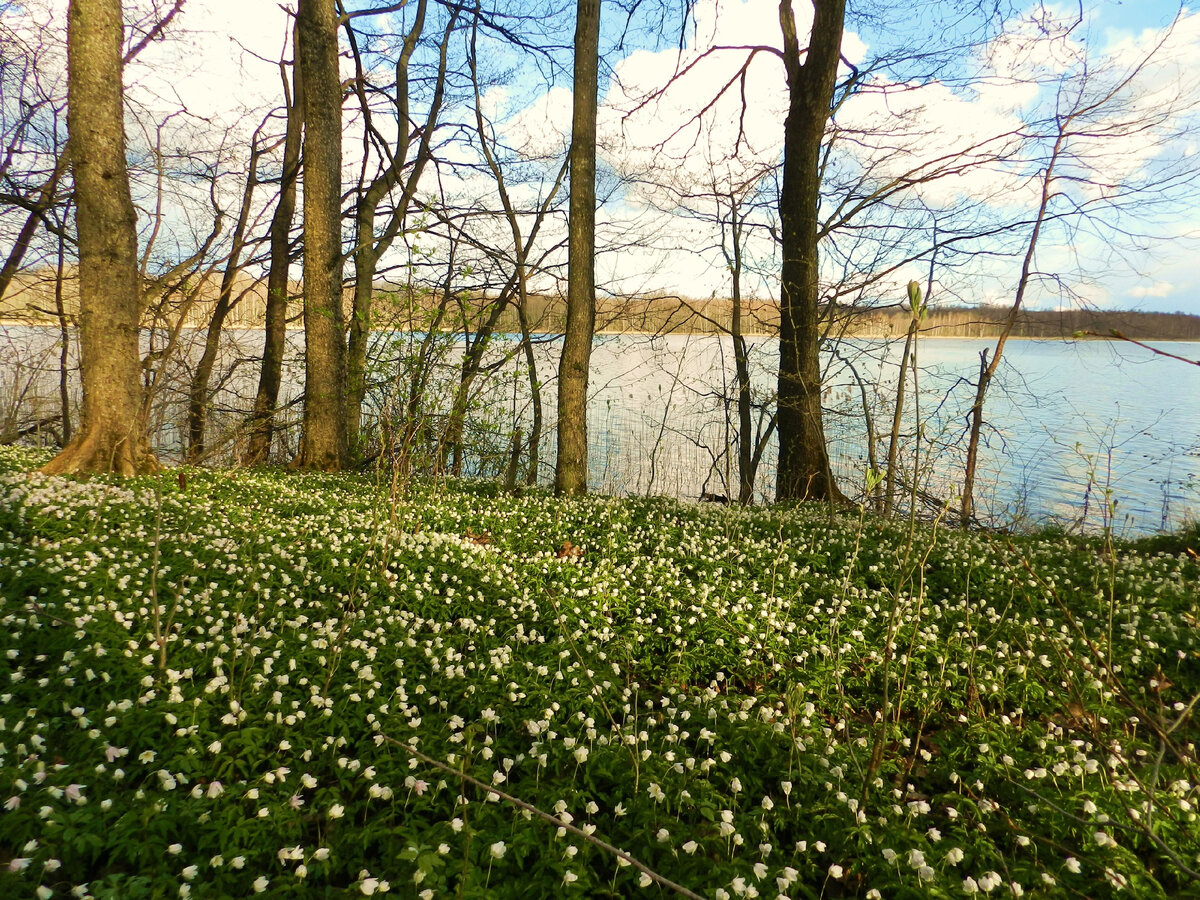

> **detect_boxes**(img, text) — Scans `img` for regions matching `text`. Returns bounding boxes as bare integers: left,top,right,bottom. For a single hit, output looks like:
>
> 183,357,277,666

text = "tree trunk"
39,0,157,476
296,0,346,471
884,281,923,517
517,299,542,486
724,198,756,504
555,0,600,496
961,131,1063,524
344,0,455,456
443,295,510,476
245,26,303,466
54,212,72,445
187,136,261,463
775,0,845,503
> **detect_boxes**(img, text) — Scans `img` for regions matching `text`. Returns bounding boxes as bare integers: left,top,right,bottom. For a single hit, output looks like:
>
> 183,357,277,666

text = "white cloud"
1128,281,1173,299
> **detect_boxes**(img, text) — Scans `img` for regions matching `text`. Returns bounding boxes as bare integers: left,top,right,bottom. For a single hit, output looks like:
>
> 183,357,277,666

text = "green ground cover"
0,445,1197,898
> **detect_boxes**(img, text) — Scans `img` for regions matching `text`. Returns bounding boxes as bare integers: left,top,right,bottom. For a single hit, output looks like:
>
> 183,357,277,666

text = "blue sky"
573,0,1200,314
5,0,1197,315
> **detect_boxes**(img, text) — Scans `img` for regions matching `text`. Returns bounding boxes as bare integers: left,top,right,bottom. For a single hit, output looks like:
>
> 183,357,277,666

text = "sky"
4,0,1199,315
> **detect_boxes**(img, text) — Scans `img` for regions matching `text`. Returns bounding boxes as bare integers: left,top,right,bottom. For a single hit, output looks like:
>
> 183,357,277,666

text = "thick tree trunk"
296,0,346,471
555,0,600,496
245,28,303,466
775,0,845,503
39,0,156,476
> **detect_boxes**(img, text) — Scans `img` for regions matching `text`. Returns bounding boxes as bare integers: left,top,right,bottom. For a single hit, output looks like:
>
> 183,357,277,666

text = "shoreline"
4,318,1200,343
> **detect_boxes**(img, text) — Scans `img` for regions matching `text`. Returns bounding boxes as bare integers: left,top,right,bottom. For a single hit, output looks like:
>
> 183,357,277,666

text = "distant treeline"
4,269,1198,340
840,304,1200,341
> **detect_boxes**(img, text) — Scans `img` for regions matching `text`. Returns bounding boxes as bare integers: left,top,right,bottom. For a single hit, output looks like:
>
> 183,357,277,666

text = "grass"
0,444,1197,899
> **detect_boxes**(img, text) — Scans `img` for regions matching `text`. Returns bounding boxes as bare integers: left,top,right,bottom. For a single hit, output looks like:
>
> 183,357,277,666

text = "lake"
3,324,1197,534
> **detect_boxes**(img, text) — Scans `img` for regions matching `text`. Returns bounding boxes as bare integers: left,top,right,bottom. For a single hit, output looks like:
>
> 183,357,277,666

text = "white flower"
253,876,270,893
329,804,345,819
490,842,506,859
828,864,844,879
1064,857,1081,874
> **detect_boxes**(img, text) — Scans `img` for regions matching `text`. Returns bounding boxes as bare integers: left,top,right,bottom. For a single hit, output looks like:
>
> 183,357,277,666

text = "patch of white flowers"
0,451,1196,897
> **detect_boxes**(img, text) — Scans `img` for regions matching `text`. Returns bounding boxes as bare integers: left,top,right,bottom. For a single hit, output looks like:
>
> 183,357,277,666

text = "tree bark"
54,209,73,445
555,0,600,496
775,0,845,503
296,0,347,471
245,27,304,467
39,0,157,476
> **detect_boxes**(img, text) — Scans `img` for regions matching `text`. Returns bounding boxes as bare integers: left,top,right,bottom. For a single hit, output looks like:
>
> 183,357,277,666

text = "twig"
382,735,706,900
1077,330,1200,367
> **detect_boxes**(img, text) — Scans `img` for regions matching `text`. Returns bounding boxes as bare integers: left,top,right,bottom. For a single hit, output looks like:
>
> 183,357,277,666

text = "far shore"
4,317,1200,343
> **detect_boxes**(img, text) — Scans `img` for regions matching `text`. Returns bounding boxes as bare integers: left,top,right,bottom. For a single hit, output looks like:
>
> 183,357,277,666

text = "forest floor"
1,445,1198,898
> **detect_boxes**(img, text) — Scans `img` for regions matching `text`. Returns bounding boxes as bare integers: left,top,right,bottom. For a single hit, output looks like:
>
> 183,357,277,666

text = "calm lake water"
569,334,1200,534
3,325,1197,534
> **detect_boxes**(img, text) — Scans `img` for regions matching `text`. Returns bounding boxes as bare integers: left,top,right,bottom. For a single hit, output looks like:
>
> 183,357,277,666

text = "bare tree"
342,0,459,455
245,20,304,467
186,120,270,462
961,11,1200,524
